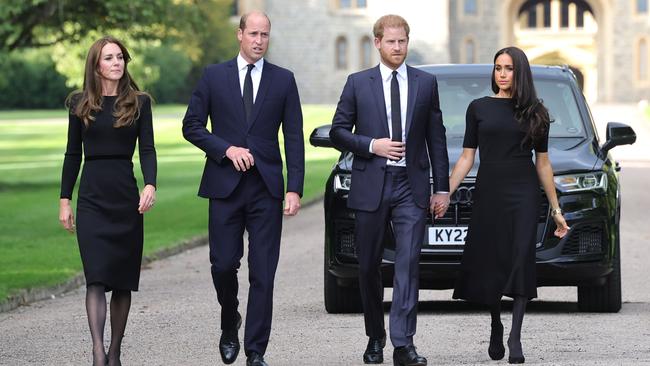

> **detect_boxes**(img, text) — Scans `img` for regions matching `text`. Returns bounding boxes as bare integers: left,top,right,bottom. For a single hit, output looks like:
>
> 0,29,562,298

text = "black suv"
310,64,636,314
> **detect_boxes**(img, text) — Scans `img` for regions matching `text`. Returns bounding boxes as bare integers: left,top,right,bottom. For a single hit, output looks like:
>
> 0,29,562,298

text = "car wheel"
577,228,622,313
324,253,363,314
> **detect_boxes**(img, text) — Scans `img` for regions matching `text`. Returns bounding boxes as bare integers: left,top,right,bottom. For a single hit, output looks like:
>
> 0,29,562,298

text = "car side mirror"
601,122,636,155
309,124,334,148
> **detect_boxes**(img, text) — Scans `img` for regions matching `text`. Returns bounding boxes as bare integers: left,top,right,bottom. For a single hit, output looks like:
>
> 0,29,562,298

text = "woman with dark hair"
449,46,569,364
59,36,157,366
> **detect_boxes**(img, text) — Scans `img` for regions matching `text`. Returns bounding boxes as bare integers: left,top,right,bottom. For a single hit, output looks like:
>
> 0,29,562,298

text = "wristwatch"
550,207,562,216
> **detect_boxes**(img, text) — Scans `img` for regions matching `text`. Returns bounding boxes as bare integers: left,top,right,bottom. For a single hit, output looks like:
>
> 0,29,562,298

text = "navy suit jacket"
330,65,449,211
182,58,304,200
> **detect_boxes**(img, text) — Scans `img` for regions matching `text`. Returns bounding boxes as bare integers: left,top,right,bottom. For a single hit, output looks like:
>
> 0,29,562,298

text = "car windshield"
438,77,587,139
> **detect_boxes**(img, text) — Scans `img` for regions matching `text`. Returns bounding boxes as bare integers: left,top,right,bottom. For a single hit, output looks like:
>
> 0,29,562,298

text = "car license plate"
427,226,468,245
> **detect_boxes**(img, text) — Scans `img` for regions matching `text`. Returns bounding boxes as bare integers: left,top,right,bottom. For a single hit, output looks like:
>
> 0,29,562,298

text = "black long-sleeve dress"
452,96,548,305
60,95,156,291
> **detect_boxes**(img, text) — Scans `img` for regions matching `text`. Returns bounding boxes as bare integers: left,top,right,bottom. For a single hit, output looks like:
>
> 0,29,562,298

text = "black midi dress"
60,95,156,291
452,96,548,306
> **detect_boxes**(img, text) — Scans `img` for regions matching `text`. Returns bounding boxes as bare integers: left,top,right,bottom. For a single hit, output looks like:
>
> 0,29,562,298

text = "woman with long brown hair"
450,47,569,363
59,36,156,366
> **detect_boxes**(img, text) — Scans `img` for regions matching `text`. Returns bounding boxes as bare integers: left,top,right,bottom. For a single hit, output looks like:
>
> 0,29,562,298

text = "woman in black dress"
58,36,157,366
449,47,569,364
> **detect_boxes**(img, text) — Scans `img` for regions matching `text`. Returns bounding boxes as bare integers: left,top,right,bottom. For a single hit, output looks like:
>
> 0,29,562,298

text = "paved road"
1,104,650,365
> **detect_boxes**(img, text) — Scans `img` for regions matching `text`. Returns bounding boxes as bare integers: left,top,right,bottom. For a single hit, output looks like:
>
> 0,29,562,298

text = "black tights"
490,296,528,361
508,296,527,360
85,284,132,366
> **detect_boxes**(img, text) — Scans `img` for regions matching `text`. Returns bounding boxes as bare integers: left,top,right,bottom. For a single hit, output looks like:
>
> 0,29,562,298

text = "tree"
0,0,239,105
0,49,72,109
0,0,179,51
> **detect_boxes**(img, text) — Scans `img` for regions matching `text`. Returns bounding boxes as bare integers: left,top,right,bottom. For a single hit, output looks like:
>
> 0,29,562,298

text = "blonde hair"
373,14,410,39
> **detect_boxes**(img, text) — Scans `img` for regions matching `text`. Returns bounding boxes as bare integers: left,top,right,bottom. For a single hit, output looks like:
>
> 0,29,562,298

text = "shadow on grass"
0,181,58,192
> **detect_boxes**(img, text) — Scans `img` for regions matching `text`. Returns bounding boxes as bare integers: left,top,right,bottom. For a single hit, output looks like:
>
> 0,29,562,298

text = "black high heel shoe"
507,337,525,364
488,322,505,360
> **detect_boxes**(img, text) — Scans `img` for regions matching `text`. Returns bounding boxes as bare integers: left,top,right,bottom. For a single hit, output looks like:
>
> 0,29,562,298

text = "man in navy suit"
182,11,304,366
330,15,450,366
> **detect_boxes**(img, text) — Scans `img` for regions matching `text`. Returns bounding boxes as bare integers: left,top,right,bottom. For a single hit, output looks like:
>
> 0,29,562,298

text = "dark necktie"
243,63,254,124
391,70,402,142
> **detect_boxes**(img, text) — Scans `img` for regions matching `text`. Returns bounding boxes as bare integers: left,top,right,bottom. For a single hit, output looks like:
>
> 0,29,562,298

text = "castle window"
520,0,593,29
360,36,373,68
337,0,366,8
464,0,478,15
463,38,476,63
336,36,349,70
637,0,648,14
639,38,648,81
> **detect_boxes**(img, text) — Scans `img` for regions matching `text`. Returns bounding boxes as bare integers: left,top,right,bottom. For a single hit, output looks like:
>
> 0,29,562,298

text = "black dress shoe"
363,335,386,364
246,352,268,366
393,345,427,366
219,313,242,364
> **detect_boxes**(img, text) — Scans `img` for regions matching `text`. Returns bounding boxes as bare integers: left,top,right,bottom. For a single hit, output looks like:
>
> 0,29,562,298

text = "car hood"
339,136,603,176
447,136,601,176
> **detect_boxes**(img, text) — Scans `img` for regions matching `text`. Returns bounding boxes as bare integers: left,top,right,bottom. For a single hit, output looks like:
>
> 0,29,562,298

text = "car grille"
334,219,356,256
432,182,550,225
334,184,551,259
561,223,605,255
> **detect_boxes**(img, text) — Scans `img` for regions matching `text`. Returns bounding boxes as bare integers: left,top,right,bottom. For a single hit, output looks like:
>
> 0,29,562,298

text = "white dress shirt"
370,61,408,167
370,62,448,194
237,54,264,103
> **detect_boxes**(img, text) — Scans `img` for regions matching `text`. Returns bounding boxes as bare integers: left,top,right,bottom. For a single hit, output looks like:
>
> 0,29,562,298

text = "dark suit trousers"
355,166,427,347
208,168,282,356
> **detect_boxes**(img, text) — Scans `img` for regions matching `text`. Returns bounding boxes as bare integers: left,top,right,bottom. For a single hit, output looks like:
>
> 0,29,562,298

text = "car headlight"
333,173,351,192
554,172,607,193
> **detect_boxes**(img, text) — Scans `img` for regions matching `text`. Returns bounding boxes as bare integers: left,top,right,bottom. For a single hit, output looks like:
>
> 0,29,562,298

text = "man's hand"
284,192,301,216
225,146,255,171
430,193,450,219
372,138,405,161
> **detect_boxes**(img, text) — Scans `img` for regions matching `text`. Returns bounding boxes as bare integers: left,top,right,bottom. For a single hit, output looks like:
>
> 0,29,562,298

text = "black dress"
60,95,156,291
452,96,548,306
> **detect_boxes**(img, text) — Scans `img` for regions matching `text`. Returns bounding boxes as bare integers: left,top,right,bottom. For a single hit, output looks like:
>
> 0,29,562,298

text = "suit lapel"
227,59,246,129
369,66,390,137
405,66,419,138
247,62,273,132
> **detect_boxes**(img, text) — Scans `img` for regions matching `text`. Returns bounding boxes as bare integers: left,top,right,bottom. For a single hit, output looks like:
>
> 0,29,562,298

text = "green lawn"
0,105,339,302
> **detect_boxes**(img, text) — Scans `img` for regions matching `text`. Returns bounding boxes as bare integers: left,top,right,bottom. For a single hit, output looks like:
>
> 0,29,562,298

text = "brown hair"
66,36,148,128
239,11,271,31
373,14,410,39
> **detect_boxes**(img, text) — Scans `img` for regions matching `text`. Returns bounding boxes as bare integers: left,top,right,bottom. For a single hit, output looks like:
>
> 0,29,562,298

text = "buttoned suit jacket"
330,65,449,212
182,58,304,200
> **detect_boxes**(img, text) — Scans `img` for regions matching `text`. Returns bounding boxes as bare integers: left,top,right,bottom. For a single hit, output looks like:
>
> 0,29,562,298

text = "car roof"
416,64,577,81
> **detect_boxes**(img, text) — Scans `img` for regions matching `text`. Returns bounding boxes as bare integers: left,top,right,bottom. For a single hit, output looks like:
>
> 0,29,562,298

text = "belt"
85,154,131,161
385,165,407,173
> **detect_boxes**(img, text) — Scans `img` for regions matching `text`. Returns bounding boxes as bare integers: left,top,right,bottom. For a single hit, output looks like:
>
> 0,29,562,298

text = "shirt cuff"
369,139,375,154
435,191,449,194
